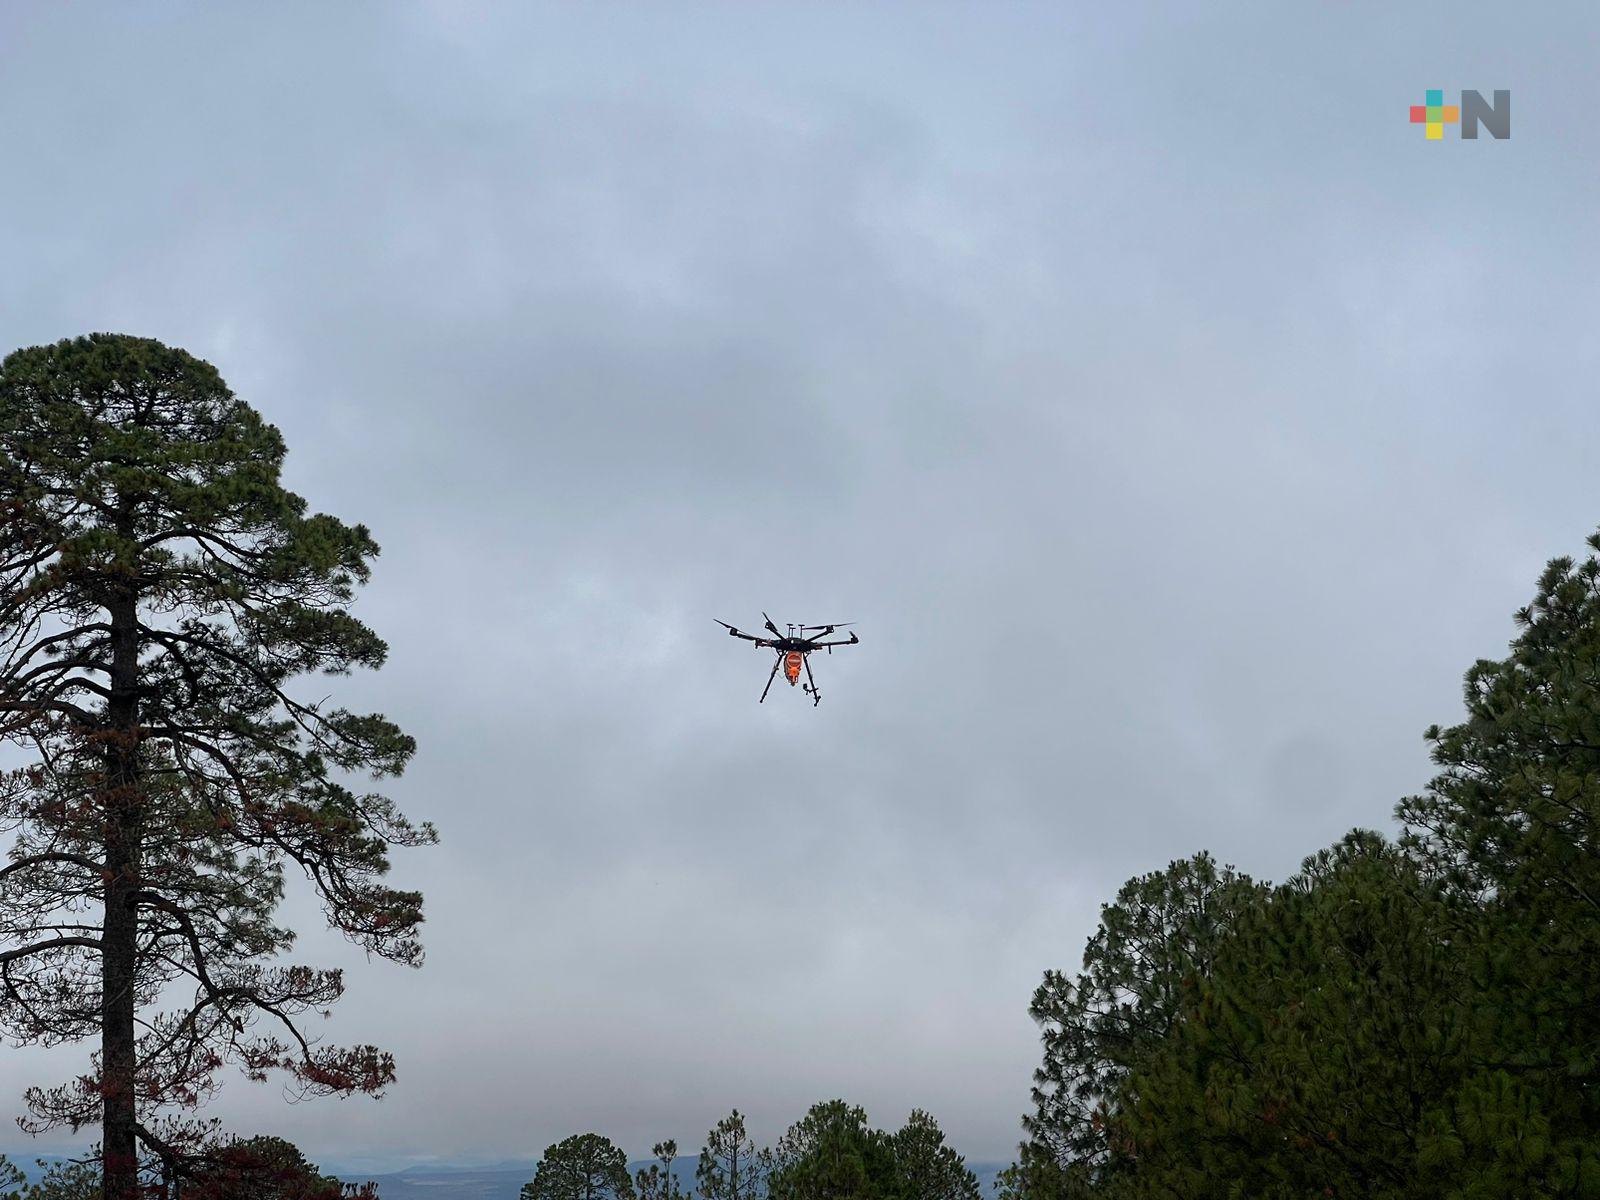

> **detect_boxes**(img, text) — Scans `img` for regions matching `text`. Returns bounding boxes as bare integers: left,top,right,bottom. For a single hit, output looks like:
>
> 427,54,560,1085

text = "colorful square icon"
1411,91,1459,139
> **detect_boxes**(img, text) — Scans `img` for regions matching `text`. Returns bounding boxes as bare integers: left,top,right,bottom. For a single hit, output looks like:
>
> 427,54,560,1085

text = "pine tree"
696,1110,770,1200
185,1135,360,1200
889,1110,979,1200
1397,533,1600,1190
636,1139,688,1200
1110,833,1470,1198
522,1134,636,1200
767,1100,903,1200
0,334,434,1200
1018,852,1260,1189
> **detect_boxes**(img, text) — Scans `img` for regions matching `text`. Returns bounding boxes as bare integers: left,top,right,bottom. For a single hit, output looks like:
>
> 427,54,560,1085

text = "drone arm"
715,620,774,646
809,634,859,648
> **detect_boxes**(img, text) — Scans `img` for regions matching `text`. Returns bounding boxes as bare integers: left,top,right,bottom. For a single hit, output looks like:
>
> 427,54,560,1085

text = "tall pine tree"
635,1140,687,1200
766,1100,911,1200
0,334,434,1199
1017,852,1260,1192
890,1110,980,1200
696,1110,771,1200
1398,534,1600,1191
522,1134,636,1200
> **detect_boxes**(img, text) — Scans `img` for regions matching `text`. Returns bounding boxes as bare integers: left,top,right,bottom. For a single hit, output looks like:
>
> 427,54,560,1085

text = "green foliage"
888,1110,980,1200
1111,833,1471,1198
1020,852,1261,1184
1395,534,1600,1194
760,1102,980,1200
1402,553,1600,1051
767,1100,902,1200
993,1154,1084,1200
522,1133,635,1200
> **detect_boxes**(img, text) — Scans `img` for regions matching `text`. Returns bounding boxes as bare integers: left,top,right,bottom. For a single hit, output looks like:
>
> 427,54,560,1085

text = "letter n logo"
1460,90,1511,139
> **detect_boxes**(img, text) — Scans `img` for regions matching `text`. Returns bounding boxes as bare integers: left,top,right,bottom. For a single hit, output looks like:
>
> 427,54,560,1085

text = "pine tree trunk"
102,580,142,1200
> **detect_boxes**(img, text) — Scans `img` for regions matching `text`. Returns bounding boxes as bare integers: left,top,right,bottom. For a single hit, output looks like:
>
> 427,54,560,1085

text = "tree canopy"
537,1104,976,1200
889,1109,981,1200
522,1133,636,1200
767,1099,902,1200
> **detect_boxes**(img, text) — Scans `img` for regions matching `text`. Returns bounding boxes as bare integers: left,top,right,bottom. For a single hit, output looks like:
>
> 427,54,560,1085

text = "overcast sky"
2,0,1597,1174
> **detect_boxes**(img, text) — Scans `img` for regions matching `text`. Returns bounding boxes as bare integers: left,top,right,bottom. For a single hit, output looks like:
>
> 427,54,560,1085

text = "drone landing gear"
802,654,822,707
759,655,781,703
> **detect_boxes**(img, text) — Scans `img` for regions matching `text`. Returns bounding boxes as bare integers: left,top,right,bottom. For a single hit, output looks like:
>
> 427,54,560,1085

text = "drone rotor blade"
798,622,854,630
762,612,781,636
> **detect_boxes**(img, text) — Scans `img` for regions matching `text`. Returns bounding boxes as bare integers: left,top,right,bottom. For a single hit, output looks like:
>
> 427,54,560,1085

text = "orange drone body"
784,651,804,684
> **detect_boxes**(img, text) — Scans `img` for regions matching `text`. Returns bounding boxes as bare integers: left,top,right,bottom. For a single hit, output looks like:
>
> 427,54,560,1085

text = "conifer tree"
1110,833,1469,1198
889,1110,979,1200
522,1134,635,1200
696,1110,770,1200
767,1100,903,1200
0,334,434,1200
185,1135,359,1200
1398,534,1600,1189
1018,852,1260,1189
636,1139,687,1200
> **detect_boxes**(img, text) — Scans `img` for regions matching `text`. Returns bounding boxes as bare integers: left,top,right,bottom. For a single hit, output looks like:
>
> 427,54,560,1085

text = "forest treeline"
520,1104,981,1200
1004,537,1600,1198
0,1104,983,1200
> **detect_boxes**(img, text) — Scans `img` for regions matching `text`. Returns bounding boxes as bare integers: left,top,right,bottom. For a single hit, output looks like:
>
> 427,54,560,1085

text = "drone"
714,614,860,706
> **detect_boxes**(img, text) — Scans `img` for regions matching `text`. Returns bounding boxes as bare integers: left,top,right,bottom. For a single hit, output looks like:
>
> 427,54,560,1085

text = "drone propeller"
762,612,781,636
799,622,854,630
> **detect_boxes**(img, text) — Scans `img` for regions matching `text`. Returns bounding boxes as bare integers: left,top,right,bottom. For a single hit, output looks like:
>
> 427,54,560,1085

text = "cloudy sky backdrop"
2,0,1596,1173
